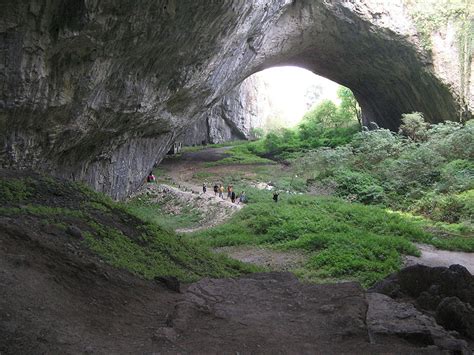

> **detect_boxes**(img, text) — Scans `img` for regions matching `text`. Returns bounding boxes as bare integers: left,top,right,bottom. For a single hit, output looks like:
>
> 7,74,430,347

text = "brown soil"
0,215,181,354
214,245,307,271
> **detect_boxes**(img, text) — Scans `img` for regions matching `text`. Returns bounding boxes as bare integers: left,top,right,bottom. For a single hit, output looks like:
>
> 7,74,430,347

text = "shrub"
437,159,474,192
412,191,472,223
399,112,429,142
331,169,386,204
350,129,404,167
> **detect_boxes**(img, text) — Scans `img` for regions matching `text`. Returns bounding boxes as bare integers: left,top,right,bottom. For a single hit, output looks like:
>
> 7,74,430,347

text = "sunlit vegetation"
183,113,473,287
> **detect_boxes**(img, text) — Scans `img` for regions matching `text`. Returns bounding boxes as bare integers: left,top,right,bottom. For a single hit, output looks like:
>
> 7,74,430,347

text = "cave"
1,0,469,198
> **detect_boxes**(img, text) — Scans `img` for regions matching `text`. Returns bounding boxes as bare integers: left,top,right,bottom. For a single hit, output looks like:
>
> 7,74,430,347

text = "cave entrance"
242,66,362,137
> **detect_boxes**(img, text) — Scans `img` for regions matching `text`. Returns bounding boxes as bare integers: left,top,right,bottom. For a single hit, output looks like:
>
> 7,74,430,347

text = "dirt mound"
0,216,181,354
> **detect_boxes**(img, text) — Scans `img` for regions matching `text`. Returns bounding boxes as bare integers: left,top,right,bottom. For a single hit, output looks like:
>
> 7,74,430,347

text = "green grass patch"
0,178,34,203
188,194,472,287
82,221,259,282
125,196,202,231
205,144,274,167
0,174,259,282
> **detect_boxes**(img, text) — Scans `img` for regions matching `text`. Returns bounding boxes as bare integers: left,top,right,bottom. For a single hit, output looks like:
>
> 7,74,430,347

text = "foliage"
205,144,273,166
337,86,362,126
296,116,474,229
412,190,473,224
0,174,257,282
399,112,429,142
250,127,265,140
83,222,258,282
0,178,33,203
189,194,464,287
246,88,360,160
331,170,386,204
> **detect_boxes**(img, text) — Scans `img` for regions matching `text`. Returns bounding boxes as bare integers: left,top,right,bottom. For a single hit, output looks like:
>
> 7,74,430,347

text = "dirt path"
404,243,474,273
214,245,307,271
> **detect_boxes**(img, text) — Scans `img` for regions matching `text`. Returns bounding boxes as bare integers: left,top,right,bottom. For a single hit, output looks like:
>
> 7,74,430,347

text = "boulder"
366,292,469,353
370,264,474,340
436,297,474,339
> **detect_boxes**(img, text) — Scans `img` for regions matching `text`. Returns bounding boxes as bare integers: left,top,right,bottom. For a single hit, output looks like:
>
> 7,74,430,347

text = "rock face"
1,0,471,198
366,293,469,353
180,74,267,145
370,264,474,339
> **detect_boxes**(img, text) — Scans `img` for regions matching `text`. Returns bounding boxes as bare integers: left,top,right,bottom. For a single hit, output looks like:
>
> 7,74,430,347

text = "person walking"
231,190,236,203
202,183,207,194
213,184,219,196
273,191,279,203
219,184,224,199
227,185,233,200
147,171,156,183
238,191,246,204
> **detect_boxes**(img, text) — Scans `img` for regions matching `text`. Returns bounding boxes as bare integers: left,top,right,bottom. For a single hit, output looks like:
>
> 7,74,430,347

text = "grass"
0,178,34,203
83,221,259,282
188,193,473,287
205,144,274,166
125,194,203,231
0,174,259,282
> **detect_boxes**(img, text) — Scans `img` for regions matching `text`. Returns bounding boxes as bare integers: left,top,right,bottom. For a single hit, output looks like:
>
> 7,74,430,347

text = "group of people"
148,171,278,204
203,183,247,204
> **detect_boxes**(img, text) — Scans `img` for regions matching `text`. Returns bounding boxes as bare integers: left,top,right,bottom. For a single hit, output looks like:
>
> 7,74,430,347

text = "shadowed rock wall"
181,75,266,145
1,0,469,198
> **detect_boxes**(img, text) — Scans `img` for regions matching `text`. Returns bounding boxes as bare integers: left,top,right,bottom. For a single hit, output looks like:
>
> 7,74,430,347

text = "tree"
299,100,339,139
337,87,361,127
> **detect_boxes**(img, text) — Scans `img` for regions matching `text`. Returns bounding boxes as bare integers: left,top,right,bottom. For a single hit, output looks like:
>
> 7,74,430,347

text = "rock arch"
0,0,469,198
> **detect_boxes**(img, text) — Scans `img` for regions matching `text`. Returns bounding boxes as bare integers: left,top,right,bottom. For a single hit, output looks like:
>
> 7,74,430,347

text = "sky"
256,66,341,127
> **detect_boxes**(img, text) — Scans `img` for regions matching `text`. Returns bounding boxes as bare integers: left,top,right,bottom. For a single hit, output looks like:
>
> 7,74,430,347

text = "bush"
350,129,404,167
437,159,474,192
399,112,429,142
331,169,386,204
412,191,473,223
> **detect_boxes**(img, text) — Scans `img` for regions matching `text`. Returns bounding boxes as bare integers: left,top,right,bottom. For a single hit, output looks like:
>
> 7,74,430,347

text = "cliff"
1,0,470,198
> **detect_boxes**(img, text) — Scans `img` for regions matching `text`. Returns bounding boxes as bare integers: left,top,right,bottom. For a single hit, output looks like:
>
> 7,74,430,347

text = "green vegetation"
82,222,257,282
292,115,473,231
0,174,258,282
126,193,203,231
205,144,274,166
182,114,473,287
189,194,434,286
238,88,360,160
0,178,33,203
